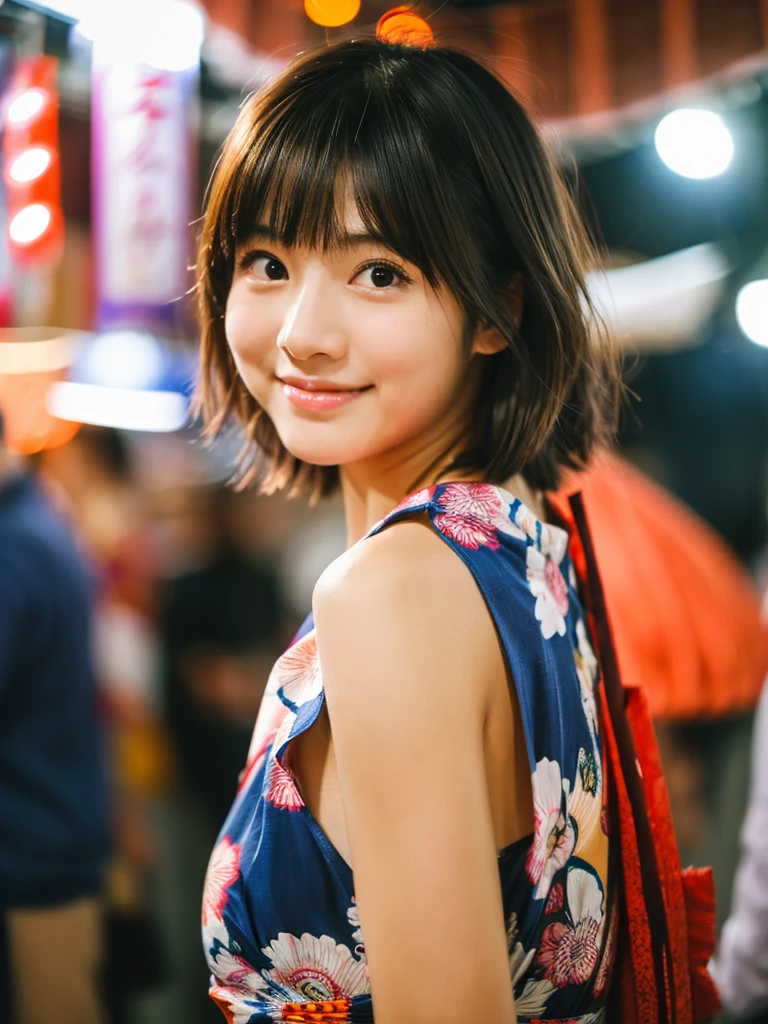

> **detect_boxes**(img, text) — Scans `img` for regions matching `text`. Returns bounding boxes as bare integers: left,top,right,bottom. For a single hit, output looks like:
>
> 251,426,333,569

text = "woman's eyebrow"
237,226,388,251
238,225,275,247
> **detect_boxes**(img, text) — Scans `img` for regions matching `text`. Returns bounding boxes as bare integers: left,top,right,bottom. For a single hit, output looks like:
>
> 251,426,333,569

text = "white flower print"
208,985,272,1024
202,836,241,929
526,758,575,899
210,944,267,995
540,521,569,565
575,618,600,740
576,618,599,685
568,865,604,925
271,707,298,759
513,502,539,541
347,900,363,947
347,898,368,978
514,977,556,1016
262,932,370,1002
506,912,535,986
527,545,568,639
570,747,603,858
275,632,323,709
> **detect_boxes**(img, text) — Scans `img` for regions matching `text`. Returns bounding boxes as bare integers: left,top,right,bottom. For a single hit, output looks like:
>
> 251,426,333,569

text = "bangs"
212,51,490,297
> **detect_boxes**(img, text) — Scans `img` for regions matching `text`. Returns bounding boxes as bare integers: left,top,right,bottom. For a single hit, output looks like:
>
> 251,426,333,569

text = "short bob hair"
197,38,621,500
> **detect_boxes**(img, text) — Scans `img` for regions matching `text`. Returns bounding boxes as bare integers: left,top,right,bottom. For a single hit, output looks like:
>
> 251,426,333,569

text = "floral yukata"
202,482,618,1024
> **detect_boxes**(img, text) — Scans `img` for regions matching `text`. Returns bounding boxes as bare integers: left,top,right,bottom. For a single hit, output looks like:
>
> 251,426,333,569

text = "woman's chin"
278,438,361,468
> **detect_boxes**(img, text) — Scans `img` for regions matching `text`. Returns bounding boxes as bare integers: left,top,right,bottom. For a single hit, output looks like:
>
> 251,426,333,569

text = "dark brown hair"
196,39,620,499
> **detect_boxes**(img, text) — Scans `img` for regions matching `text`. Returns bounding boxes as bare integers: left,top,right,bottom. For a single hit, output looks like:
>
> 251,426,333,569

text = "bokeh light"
376,7,434,48
81,331,164,391
304,0,360,28
77,0,204,71
9,203,52,244
735,279,768,347
7,88,45,125
48,381,189,432
654,108,734,179
8,146,52,184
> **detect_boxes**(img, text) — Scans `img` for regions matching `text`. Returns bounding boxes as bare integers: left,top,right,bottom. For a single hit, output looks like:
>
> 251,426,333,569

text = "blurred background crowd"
0,1,766,1022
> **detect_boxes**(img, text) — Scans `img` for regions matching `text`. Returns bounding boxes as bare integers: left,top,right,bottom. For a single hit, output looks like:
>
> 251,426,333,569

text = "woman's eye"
355,263,404,289
241,254,288,281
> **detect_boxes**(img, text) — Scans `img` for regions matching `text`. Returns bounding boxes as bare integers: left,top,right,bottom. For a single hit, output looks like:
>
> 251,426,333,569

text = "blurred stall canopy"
199,0,768,128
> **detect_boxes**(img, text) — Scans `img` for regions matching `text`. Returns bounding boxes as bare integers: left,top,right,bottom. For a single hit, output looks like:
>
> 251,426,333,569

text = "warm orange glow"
304,0,360,28
0,371,81,454
376,7,434,48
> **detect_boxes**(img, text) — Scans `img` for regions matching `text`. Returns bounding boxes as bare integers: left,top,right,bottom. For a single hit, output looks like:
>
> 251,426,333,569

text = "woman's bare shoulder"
313,519,499,713
315,517,467,598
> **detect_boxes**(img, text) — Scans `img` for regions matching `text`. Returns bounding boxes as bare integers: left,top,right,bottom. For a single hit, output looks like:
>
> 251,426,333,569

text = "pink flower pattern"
433,483,525,550
545,882,565,915
593,903,618,998
545,559,569,616
265,758,305,811
434,511,501,550
537,917,600,987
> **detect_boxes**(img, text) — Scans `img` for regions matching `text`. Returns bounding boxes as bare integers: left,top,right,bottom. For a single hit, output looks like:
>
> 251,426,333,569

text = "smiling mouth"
277,376,372,394
278,378,373,412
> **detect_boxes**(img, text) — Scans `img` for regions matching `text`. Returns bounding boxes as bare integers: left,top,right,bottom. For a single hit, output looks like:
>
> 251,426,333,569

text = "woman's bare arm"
314,520,517,1024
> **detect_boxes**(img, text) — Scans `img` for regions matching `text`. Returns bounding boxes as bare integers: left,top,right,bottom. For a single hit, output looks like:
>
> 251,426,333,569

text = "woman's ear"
470,274,524,356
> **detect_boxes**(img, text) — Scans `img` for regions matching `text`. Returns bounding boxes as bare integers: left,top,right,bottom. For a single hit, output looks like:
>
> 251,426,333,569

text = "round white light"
736,279,768,347
7,88,46,125
655,109,734,179
80,0,204,71
8,147,52,184
82,331,164,390
143,0,205,72
9,204,51,245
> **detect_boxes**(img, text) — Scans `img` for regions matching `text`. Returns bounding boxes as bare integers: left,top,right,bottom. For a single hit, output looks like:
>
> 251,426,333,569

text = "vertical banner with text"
92,56,197,335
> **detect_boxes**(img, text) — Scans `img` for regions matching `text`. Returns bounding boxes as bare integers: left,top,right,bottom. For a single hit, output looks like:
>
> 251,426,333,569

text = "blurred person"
710,677,768,1022
0,410,110,1024
162,487,283,833
158,487,282,1024
40,427,170,1022
195,34,717,1024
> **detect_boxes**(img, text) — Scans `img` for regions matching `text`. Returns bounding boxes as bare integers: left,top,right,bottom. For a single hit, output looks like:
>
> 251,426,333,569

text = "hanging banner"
92,57,197,335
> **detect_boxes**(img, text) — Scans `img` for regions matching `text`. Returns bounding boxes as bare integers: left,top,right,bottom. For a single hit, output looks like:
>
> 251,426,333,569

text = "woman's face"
225,204,492,474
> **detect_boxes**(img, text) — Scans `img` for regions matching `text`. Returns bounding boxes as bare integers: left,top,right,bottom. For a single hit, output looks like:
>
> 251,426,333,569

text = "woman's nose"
276,282,348,362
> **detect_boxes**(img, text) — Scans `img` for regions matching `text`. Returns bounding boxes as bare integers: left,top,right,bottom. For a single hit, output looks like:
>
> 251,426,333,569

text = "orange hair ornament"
304,0,360,28
376,7,435,48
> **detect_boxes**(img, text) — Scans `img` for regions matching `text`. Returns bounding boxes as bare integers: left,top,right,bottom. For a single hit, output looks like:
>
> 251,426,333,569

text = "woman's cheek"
225,299,273,372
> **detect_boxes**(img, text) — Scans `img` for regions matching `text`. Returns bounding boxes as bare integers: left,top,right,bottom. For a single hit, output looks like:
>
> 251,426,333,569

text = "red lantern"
2,55,64,267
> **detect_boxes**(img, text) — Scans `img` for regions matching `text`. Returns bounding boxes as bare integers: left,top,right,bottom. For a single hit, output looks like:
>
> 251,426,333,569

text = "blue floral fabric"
202,482,617,1023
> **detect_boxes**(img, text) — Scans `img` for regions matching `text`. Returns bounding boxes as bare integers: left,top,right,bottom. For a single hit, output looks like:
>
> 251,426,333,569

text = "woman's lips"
280,380,372,412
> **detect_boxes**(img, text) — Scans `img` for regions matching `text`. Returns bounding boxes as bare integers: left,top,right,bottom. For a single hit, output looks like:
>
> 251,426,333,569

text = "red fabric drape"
550,453,768,721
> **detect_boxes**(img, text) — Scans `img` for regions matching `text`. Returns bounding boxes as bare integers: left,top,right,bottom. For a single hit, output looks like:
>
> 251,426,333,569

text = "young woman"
197,34,624,1024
